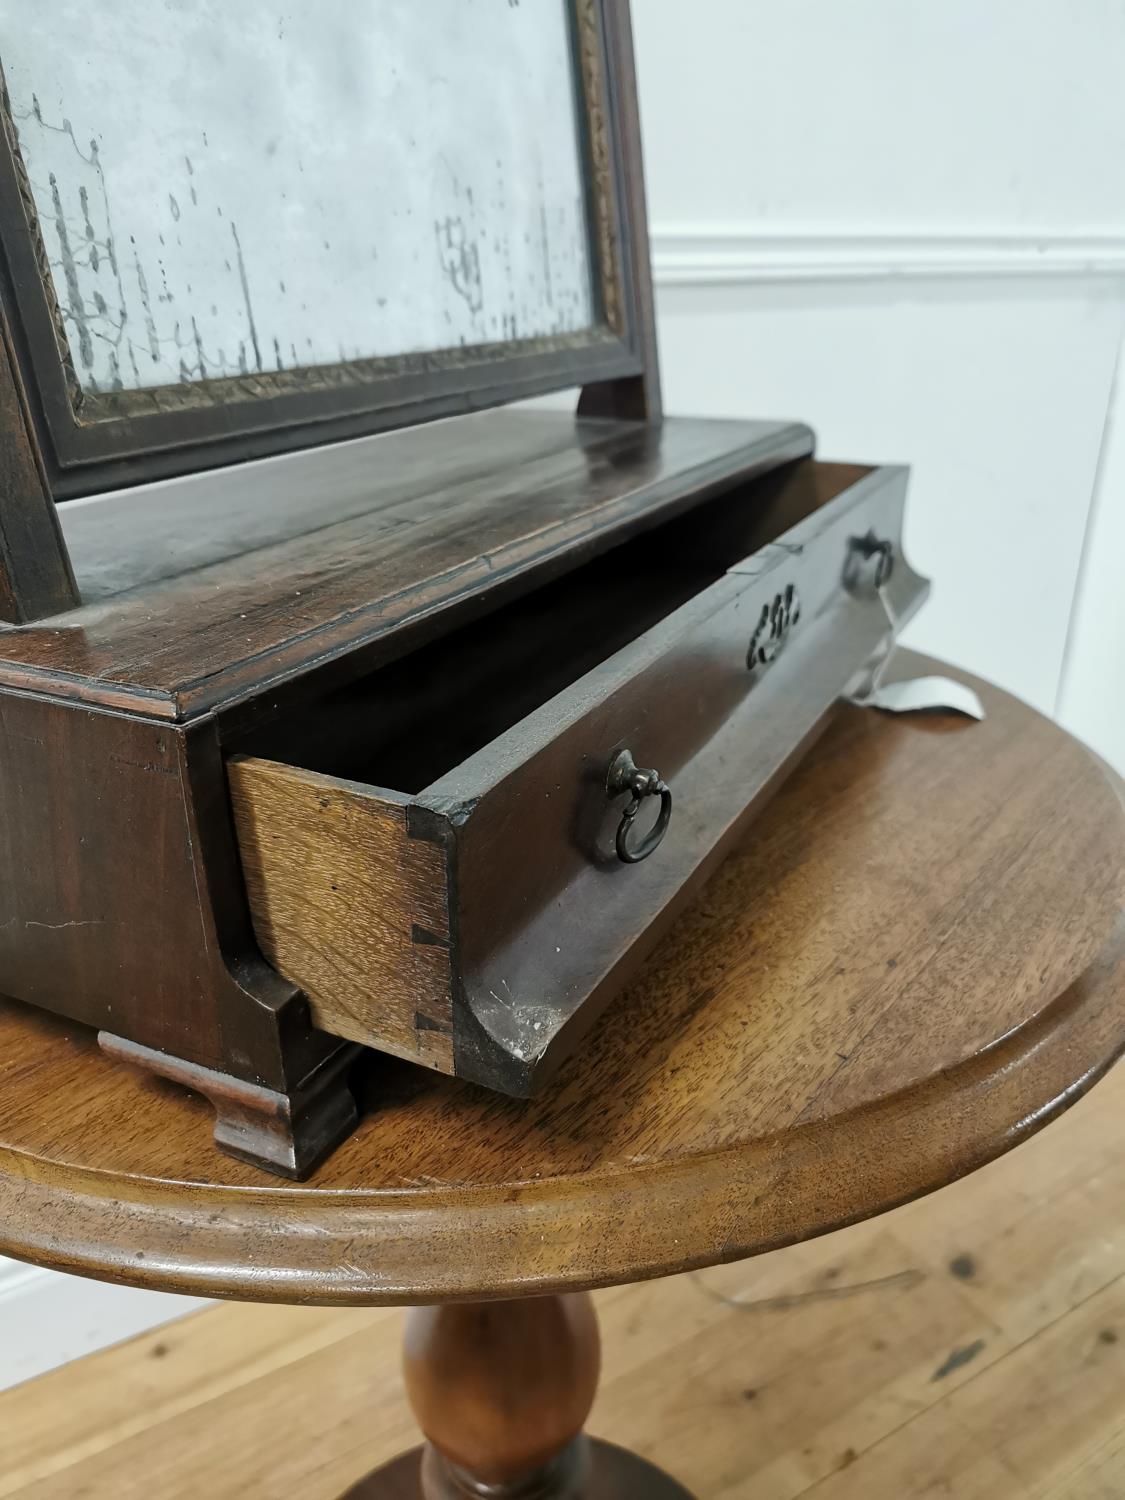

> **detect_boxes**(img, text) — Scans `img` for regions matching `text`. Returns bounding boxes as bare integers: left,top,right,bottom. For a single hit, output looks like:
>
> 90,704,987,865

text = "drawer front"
418,464,926,1092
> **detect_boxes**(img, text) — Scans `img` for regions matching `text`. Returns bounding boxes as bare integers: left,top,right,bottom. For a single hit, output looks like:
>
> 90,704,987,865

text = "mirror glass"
1,0,596,397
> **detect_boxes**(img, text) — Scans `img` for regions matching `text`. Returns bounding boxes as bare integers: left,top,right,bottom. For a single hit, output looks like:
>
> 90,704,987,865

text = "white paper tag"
857,674,986,721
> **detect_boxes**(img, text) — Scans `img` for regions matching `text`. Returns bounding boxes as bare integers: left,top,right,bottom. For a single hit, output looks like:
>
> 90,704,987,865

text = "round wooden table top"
0,652,1121,1306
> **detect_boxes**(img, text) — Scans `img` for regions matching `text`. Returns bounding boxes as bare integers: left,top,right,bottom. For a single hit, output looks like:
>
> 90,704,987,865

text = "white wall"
636,0,1125,748
639,0,1125,234
1057,348,1125,774
2,0,1123,1393
652,278,1121,718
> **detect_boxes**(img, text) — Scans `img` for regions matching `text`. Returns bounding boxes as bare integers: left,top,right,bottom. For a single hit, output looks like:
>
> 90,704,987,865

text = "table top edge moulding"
0,651,1120,1306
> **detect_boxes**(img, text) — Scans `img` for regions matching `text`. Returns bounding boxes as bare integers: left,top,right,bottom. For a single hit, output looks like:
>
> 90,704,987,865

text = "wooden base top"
0,651,1121,1304
345,1439,696,1499
2,411,811,722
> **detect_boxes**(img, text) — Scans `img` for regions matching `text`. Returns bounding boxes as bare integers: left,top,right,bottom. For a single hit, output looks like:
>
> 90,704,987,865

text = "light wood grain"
0,653,1121,1302
228,756,454,1070
1,1058,1120,1499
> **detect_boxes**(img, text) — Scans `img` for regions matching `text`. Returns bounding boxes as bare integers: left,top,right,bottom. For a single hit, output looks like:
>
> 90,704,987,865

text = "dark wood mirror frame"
0,0,659,623
0,2,928,1186
0,0,931,1198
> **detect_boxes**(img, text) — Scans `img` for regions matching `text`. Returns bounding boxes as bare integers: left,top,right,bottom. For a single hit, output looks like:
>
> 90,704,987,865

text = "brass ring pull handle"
852,531,895,589
606,749,673,864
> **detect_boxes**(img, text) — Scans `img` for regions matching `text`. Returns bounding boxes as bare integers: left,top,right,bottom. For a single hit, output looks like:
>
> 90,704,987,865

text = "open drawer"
228,458,927,1094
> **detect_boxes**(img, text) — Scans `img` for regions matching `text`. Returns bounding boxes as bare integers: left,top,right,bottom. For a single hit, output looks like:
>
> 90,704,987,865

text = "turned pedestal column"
347,1294,691,1498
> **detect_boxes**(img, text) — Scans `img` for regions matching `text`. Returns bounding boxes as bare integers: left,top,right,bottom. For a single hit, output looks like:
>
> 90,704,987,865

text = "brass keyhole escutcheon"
747,583,801,671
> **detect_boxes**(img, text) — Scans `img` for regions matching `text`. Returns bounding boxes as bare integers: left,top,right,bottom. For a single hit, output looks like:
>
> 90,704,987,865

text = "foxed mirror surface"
1,0,596,399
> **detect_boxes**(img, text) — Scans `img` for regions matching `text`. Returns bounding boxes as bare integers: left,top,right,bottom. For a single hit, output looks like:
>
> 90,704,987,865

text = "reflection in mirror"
1,0,596,397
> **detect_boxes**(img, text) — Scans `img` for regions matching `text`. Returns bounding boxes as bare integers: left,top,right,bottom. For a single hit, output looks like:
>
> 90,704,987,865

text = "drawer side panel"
228,757,454,1071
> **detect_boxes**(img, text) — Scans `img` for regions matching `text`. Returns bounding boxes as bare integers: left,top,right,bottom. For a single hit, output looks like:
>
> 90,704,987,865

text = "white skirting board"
0,1258,205,1392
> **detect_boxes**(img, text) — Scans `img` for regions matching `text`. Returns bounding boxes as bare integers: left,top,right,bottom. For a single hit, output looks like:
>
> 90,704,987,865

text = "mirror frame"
0,0,657,507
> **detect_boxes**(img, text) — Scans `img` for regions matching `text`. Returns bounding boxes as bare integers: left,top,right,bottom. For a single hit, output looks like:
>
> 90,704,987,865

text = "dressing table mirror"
0,1,925,1177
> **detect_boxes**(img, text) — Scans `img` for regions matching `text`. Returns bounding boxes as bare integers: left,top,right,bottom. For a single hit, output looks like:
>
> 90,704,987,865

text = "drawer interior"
232,459,871,796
